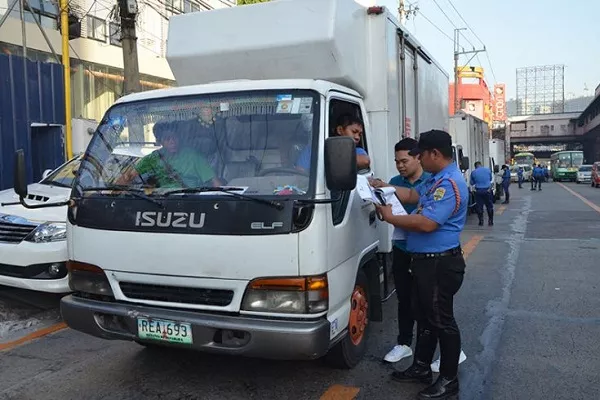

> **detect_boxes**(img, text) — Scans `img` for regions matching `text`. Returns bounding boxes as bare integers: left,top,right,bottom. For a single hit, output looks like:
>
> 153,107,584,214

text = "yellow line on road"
319,384,360,400
463,234,484,260
0,322,67,352
495,205,507,216
557,182,600,214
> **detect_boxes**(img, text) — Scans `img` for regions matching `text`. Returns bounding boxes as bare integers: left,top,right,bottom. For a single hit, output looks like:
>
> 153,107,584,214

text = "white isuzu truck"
12,0,450,368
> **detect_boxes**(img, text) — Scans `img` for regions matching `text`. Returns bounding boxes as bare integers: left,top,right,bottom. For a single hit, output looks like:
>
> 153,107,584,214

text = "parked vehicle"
11,0,454,368
550,150,584,182
591,162,600,188
510,165,532,182
576,165,592,184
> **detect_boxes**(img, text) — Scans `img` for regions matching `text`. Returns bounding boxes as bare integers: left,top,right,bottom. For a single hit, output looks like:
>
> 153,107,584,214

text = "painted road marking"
495,205,507,216
319,384,360,400
557,182,600,214
463,234,484,260
0,322,67,352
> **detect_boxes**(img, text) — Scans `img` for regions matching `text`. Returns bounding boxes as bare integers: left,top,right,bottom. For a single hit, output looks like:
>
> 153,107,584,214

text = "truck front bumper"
61,295,331,360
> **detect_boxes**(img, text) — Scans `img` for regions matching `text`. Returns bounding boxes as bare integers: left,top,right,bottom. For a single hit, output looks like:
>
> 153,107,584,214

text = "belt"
410,246,462,260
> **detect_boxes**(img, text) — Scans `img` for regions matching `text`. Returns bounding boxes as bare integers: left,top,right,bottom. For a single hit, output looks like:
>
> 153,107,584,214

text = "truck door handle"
369,210,376,225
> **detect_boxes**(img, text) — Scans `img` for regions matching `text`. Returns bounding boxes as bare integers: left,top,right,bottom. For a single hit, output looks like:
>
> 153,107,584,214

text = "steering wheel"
258,167,309,177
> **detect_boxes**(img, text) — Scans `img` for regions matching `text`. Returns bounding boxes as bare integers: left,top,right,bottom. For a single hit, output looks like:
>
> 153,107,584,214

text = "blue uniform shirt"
295,146,368,170
517,169,523,178
470,166,492,190
406,163,468,253
533,167,544,178
502,168,511,183
389,171,431,251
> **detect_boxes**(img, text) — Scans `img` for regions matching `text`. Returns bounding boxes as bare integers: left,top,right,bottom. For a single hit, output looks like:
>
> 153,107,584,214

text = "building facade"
0,0,234,122
449,66,493,127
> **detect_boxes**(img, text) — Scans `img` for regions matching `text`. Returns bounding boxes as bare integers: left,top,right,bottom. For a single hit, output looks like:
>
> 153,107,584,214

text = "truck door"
326,95,379,272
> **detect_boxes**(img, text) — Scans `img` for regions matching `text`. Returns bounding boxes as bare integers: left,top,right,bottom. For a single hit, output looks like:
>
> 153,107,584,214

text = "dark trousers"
535,177,542,190
393,247,414,346
502,181,510,202
474,188,494,221
518,176,523,188
411,253,466,379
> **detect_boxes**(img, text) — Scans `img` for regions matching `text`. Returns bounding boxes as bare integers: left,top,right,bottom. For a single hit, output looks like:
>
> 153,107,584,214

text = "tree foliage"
237,0,271,5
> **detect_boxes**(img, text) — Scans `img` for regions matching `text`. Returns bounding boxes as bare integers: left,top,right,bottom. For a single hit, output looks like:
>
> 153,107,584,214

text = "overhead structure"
516,65,565,116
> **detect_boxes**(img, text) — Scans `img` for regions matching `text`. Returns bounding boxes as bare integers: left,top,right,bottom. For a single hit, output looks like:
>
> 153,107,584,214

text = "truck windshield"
73,90,319,198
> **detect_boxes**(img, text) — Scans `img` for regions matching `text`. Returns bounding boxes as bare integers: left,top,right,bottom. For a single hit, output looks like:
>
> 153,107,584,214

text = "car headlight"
25,222,67,243
67,261,114,296
242,275,328,314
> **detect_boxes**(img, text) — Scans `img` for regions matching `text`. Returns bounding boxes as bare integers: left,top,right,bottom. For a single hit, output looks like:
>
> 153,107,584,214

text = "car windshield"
73,90,319,197
579,166,592,172
40,157,82,188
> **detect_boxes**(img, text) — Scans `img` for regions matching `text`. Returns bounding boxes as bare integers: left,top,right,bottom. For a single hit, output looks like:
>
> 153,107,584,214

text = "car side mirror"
460,156,470,172
14,149,28,198
493,165,500,173
324,136,357,191
42,169,53,180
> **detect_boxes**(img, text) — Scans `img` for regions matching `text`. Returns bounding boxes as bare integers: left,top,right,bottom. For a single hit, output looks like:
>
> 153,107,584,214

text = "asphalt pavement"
0,181,599,400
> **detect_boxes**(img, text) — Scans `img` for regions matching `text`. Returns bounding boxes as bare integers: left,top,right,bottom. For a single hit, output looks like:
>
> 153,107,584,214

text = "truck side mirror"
324,136,357,191
494,165,500,173
42,169,53,180
14,149,28,198
460,156,470,172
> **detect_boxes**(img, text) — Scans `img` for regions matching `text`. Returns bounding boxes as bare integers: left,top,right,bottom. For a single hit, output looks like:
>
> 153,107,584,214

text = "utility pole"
118,0,141,95
60,0,73,159
398,0,418,25
453,27,485,115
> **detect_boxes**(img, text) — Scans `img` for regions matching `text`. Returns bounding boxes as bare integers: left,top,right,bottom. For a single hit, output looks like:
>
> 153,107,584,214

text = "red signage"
493,84,506,122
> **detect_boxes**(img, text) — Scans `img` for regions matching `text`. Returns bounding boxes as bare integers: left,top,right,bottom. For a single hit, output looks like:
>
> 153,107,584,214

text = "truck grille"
0,221,37,243
119,282,234,306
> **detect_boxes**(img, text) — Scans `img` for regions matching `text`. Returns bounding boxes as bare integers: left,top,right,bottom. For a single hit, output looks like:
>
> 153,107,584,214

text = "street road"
1,181,599,400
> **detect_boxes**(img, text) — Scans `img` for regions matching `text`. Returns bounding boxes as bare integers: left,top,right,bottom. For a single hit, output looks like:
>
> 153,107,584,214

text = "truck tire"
326,268,370,369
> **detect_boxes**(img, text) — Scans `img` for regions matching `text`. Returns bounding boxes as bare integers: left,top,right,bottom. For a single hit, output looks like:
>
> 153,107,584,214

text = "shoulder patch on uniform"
433,187,446,201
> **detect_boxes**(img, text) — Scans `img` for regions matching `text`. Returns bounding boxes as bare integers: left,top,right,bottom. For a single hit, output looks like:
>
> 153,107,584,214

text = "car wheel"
326,269,370,369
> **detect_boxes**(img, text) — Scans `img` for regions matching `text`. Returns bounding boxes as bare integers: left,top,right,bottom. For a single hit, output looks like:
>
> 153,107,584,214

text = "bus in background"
550,150,584,182
513,152,536,166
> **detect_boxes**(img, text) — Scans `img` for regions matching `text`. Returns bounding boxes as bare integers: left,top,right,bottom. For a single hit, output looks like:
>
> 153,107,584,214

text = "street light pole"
60,0,73,160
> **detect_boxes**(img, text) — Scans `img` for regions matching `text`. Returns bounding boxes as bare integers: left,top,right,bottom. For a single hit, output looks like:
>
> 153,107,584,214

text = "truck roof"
114,79,361,105
165,0,379,94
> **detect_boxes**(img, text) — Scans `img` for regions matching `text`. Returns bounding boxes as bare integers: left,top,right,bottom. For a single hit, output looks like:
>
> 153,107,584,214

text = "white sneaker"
384,345,413,363
430,350,467,373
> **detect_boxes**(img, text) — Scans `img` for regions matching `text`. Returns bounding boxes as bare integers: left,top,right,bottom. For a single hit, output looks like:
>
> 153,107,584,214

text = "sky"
371,0,600,100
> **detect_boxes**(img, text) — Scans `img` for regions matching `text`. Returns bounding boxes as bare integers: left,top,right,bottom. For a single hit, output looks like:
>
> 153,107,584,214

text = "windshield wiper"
163,187,284,210
81,186,164,208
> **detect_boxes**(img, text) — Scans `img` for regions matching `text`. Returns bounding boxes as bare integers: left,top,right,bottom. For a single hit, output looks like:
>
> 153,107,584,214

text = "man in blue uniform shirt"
470,161,494,226
376,130,468,400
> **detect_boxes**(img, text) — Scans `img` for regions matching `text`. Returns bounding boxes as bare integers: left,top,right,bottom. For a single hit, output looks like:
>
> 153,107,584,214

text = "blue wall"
0,54,65,190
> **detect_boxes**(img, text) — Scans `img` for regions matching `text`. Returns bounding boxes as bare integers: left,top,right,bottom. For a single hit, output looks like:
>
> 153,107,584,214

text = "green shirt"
134,148,215,188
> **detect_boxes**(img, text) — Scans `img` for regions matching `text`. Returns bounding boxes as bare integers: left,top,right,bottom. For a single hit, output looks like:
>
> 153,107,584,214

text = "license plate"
137,318,193,344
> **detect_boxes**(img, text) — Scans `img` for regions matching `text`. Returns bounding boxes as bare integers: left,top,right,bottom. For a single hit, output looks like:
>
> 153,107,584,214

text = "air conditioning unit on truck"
12,0,449,368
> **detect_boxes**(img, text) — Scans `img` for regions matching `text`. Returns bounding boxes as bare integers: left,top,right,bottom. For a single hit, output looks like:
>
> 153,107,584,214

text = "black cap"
408,129,453,156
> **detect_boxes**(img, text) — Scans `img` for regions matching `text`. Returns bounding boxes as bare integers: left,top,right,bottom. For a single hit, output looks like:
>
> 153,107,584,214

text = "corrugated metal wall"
0,54,65,190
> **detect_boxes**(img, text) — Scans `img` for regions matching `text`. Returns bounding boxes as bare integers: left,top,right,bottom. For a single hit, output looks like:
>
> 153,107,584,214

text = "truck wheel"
326,269,370,369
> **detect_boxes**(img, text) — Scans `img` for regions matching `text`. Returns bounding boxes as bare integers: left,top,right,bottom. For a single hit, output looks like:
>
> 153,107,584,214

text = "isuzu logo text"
135,211,206,228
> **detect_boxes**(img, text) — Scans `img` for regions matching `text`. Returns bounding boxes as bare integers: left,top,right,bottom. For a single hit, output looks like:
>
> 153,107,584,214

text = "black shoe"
478,219,483,226
502,201,509,204
488,219,493,226
391,362,433,384
418,376,459,399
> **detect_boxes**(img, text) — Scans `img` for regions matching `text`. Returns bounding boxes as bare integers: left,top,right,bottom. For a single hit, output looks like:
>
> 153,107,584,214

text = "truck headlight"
242,275,328,314
25,222,67,243
67,261,114,297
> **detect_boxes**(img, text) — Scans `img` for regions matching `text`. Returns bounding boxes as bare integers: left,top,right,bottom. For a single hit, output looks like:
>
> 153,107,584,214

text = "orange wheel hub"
349,285,368,345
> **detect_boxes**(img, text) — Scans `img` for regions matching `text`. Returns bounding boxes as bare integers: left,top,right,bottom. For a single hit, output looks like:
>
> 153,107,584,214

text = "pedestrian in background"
517,166,524,189
375,130,468,400
532,164,544,190
470,161,494,226
501,165,511,204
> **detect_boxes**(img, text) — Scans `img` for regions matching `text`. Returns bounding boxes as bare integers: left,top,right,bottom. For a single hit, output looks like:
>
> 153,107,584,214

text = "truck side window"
329,100,370,225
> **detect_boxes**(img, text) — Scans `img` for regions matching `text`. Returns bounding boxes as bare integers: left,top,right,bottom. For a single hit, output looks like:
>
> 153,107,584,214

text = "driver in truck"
116,120,222,188
295,114,370,171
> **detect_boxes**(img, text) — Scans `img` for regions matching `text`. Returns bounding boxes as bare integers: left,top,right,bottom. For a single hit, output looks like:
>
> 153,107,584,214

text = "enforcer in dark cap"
408,129,453,157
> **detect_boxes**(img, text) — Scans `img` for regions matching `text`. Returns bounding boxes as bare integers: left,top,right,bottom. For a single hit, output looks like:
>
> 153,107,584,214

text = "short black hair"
153,120,179,140
336,114,363,129
394,138,418,153
474,161,482,167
